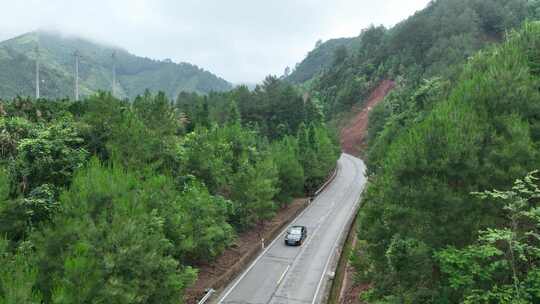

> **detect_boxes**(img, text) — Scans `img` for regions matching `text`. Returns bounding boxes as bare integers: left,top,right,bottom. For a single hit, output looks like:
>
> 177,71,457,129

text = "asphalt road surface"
217,153,367,304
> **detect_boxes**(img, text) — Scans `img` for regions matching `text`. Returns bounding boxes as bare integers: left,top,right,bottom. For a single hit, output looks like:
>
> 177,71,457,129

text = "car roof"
288,225,305,232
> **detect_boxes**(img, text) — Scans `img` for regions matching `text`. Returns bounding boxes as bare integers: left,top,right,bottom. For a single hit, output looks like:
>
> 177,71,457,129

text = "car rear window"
288,227,302,234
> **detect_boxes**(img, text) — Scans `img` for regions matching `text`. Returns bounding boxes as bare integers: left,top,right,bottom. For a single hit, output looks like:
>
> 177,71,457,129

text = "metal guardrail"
197,288,215,304
314,165,339,196
196,162,340,304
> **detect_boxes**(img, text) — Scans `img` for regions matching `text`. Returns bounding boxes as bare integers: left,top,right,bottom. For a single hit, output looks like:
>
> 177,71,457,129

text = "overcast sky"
0,0,431,84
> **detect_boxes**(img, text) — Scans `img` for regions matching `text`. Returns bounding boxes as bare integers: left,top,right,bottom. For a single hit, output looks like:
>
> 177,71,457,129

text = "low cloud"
0,0,430,83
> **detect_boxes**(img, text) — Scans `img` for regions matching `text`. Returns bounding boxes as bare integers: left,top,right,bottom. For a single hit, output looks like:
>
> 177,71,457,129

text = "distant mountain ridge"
288,0,539,87
0,31,232,100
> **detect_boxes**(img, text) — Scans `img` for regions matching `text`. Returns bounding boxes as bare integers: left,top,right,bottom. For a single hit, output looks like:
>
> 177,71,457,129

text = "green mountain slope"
310,0,540,302
358,20,540,303
0,31,232,99
286,37,360,84
283,0,540,302
292,0,539,116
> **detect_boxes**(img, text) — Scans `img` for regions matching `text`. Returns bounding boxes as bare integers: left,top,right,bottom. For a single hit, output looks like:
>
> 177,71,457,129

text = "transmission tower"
74,50,80,101
111,51,116,97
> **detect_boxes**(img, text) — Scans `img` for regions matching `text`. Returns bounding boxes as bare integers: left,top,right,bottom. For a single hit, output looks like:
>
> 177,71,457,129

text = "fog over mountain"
0,0,430,83
0,30,232,99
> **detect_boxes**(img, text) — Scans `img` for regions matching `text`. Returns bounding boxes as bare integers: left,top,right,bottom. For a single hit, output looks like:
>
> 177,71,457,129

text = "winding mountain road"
216,153,367,304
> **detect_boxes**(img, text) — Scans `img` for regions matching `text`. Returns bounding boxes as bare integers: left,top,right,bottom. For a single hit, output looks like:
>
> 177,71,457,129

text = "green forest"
3,0,540,303
356,22,540,303
0,76,339,303
293,0,540,118
285,0,540,302
282,0,540,302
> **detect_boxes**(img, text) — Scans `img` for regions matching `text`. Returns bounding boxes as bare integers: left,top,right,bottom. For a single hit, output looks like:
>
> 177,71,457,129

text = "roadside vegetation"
0,76,339,303
287,0,540,302
356,22,540,303
3,0,540,303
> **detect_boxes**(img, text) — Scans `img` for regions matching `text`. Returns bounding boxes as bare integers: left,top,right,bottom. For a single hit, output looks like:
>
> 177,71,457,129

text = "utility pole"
74,50,80,101
35,46,40,99
111,51,116,97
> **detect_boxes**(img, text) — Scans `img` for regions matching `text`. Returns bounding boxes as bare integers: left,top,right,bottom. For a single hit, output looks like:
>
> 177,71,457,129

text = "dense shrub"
0,75,339,302
356,22,540,302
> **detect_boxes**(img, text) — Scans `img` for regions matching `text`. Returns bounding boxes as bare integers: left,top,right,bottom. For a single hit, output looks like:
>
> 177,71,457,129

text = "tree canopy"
0,75,339,302
354,21,540,303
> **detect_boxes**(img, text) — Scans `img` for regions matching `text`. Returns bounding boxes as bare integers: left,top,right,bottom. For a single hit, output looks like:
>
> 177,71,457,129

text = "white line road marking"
310,199,356,304
218,154,366,304
310,154,365,304
217,165,342,303
277,265,290,285
217,213,301,303
267,199,339,303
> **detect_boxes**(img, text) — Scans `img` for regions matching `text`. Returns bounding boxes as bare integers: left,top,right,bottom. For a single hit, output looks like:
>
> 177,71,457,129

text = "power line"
35,35,40,99
74,50,80,101
112,51,116,97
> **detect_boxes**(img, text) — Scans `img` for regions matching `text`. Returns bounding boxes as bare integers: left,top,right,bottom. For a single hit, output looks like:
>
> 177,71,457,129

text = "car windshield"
288,227,302,235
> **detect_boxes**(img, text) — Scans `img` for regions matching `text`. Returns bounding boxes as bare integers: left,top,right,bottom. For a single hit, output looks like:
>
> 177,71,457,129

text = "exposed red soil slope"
340,80,395,156
337,80,394,303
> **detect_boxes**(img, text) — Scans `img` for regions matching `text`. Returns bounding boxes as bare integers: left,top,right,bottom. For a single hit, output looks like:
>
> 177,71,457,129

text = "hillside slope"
357,21,540,303
340,79,394,156
0,31,232,99
293,0,539,118
286,37,360,84
291,0,540,302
